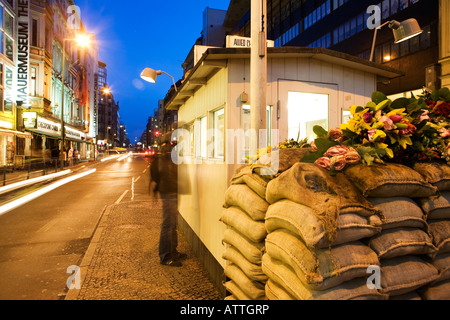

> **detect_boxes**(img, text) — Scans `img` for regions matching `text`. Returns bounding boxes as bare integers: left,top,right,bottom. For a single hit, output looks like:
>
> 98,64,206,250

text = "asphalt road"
0,153,153,300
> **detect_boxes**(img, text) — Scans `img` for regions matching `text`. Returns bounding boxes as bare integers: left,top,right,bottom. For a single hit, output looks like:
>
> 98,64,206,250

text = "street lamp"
140,68,178,91
60,33,91,169
370,18,422,62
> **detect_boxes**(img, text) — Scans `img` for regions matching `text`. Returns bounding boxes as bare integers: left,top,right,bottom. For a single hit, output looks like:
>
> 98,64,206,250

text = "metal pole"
250,0,267,160
61,40,66,170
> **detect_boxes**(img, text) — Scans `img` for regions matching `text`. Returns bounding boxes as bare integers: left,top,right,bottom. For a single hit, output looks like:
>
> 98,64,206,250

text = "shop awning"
0,129,33,139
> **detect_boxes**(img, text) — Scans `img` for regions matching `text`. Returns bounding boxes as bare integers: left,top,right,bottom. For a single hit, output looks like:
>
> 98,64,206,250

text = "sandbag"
413,162,450,191
265,279,296,300
420,279,450,300
428,220,450,256
231,165,269,199
222,246,268,282
220,207,267,243
222,228,264,265
344,163,437,198
223,280,251,300
265,200,382,249
419,192,450,220
262,254,388,300
433,253,450,283
224,263,266,300
369,227,437,260
255,148,312,176
380,256,439,296
224,184,268,221
265,229,380,291
369,197,428,231
266,162,380,219
389,291,422,300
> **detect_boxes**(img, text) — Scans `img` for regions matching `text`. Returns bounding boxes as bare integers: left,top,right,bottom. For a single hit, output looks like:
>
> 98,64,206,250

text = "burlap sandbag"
231,165,270,199
224,184,268,221
428,220,450,256
413,162,450,191
224,263,266,300
262,253,388,300
266,163,380,240
223,280,251,300
419,192,450,220
344,163,437,198
220,207,267,243
224,294,238,300
265,229,380,291
389,291,422,300
380,256,439,296
222,227,264,265
255,148,312,177
432,253,450,283
369,227,437,260
369,197,428,231
265,279,296,300
265,200,382,249
419,279,450,300
222,246,268,283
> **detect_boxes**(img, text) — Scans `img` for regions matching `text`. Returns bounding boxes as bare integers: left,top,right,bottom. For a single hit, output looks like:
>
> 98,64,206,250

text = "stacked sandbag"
262,162,387,300
345,163,441,299
221,165,270,300
414,162,450,300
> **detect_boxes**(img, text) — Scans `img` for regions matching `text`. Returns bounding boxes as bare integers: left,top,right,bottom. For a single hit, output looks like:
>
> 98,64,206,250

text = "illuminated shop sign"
17,0,30,104
32,116,85,141
23,111,37,129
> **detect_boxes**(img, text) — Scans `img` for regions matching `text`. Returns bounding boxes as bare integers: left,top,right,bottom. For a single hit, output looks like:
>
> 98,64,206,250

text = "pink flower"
329,128,344,142
439,128,450,138
367,128,377,142
419,110,430,122
331,155,346,171
389,115,403,123
310,140,318,151
315,157,331,171
379,116,396,131
324,145,348,157
345,147,361,165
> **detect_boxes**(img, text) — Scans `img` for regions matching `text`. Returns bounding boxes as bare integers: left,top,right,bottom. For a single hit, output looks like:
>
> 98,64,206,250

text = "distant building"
225,0,447,95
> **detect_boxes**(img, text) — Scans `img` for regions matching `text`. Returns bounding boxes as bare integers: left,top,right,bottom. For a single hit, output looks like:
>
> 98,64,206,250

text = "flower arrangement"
301,88,450,174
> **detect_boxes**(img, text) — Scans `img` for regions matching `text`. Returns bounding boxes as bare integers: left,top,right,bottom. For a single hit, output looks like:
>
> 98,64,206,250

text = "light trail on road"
0,169,97,216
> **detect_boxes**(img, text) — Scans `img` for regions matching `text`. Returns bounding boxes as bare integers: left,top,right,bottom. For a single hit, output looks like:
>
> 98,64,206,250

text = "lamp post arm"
369,20,392,62
161,71,178,92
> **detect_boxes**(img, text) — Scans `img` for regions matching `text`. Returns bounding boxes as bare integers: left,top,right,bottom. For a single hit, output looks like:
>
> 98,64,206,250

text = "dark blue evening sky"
76,0,231,143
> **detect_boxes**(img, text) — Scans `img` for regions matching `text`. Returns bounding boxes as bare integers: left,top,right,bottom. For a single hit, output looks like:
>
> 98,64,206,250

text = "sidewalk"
65,200,223,300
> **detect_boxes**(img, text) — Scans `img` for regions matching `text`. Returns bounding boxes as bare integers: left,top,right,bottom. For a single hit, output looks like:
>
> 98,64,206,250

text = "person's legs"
159,195,179,265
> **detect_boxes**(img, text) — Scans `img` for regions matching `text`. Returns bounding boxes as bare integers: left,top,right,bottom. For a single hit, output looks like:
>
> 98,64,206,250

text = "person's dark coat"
150,152,178,194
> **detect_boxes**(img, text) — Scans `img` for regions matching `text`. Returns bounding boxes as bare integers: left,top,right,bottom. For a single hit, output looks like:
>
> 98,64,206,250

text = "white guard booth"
164,46,403,290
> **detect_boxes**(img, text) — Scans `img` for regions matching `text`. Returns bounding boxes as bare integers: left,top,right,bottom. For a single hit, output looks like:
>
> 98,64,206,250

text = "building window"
31,19,38,47
198,116,207,159
288,92,329,142
213,108,224,159
31,66,37,96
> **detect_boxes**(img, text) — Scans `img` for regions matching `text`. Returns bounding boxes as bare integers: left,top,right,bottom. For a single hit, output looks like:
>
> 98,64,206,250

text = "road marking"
37,220,58,233
131,177,135,201
142,169,147,174
0,169,97,217
134,176,141,182
115,190,129,204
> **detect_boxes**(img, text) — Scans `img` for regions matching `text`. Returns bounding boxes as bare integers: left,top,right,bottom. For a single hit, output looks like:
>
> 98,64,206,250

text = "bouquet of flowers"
302,88,450,174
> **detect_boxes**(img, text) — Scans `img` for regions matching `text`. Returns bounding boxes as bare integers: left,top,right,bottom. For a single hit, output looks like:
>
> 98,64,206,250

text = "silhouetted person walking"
150,143,186,267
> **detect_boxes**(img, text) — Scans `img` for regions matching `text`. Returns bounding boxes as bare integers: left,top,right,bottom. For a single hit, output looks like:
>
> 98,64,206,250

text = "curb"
64,204,114,300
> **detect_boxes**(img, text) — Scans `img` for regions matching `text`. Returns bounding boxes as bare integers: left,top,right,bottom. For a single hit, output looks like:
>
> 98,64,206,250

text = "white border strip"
0,170,72,195
0,169,97,216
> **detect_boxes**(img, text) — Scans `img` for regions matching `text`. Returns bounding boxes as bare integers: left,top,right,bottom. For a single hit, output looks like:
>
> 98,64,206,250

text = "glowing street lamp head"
140,68,162,83
103,87,111,95
75,34,90,47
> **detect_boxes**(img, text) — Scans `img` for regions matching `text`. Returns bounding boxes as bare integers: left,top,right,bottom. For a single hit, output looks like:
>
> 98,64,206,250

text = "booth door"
278,80,338,143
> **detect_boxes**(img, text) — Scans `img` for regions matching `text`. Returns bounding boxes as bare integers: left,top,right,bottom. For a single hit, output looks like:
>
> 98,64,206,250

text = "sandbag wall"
344,163,444,299
413,163,450,299
221,165,270,300
262,162,387,300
